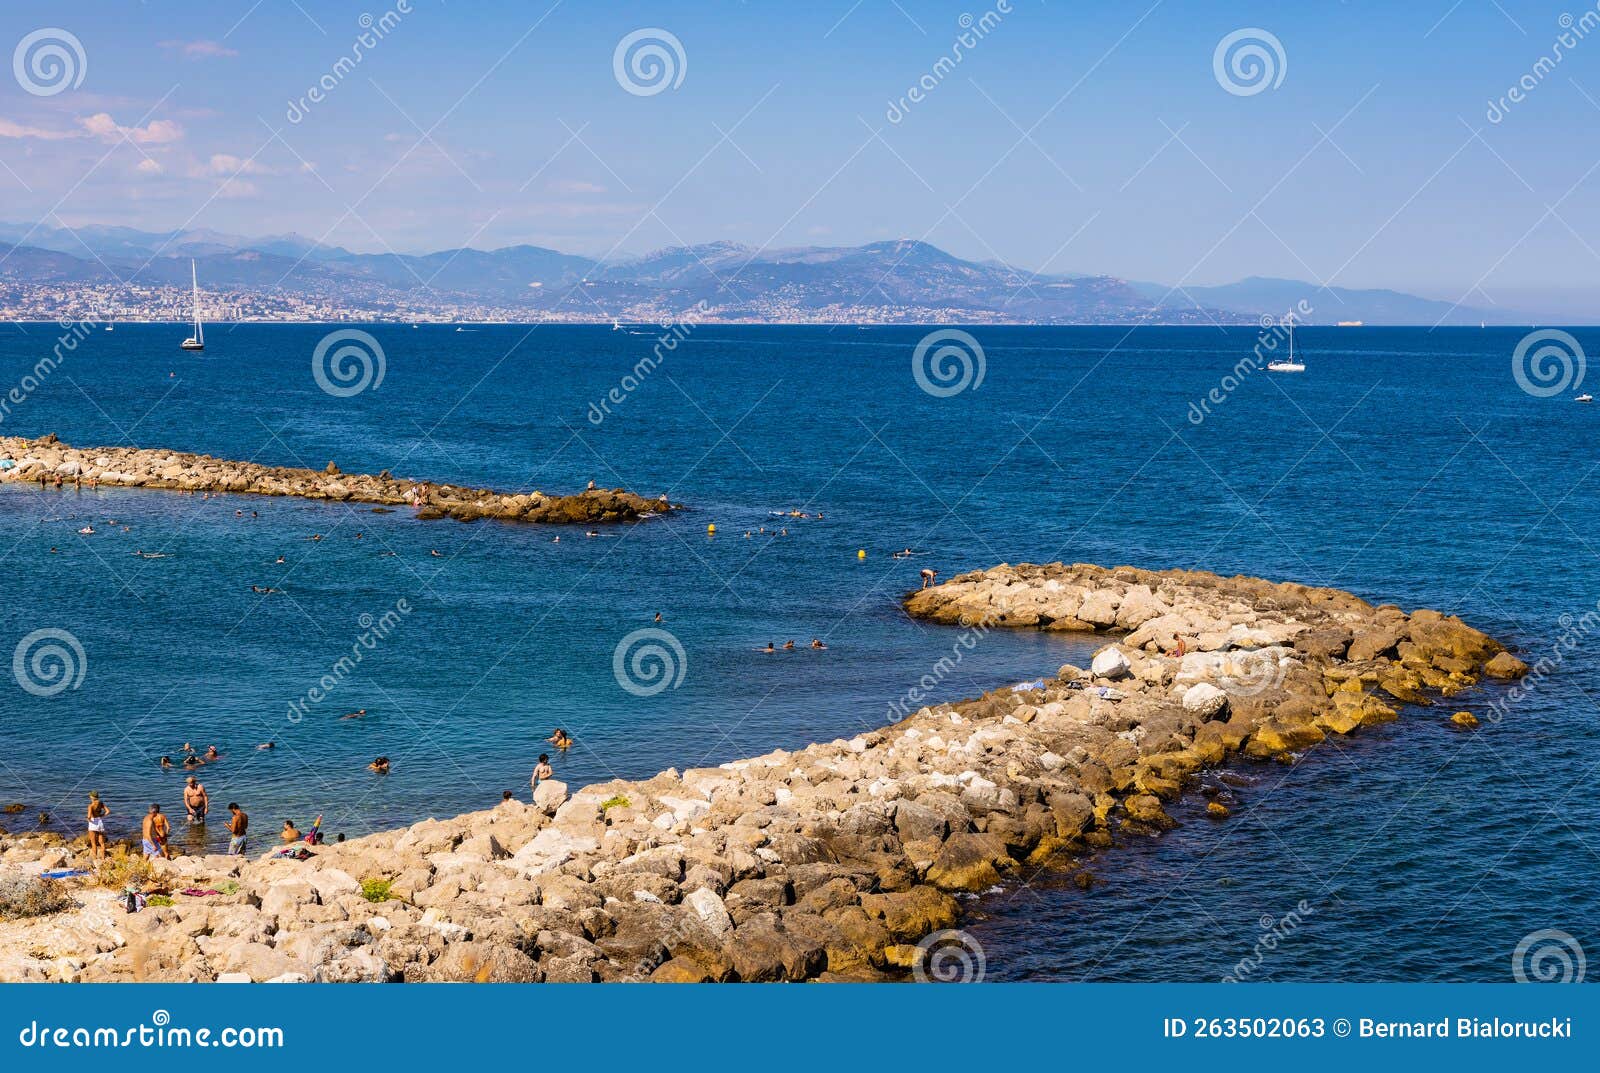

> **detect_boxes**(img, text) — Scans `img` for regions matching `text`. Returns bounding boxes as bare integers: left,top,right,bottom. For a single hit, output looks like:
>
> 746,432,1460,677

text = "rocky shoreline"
0,562,1526,982
0,434,677,525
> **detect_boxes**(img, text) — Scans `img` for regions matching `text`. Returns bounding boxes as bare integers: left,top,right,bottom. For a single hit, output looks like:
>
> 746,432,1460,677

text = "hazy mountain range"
0,222,1542,325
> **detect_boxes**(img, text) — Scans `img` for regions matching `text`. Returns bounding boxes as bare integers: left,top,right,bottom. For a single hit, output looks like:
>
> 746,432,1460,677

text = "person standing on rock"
531,754,554,791
85,791,109,862
183,775,209,825
142,803,172,860
226,803,248,856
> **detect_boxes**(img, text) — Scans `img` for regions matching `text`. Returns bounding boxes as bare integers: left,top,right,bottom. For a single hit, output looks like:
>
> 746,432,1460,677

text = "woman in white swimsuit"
85,791,109,862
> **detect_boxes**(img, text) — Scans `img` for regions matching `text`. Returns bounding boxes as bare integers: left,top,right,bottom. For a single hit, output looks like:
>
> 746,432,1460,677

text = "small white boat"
1266,319,1305,373
180,260,205,351
1577,394,1593,403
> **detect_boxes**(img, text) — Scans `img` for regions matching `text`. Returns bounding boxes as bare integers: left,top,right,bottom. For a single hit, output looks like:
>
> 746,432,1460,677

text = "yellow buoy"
857,549,866,559
707,524,716,534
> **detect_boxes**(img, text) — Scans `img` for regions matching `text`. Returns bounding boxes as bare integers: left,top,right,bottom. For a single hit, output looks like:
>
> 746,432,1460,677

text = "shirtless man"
226,803,248,856
183,776,209,824
142,803,172,860
920,568,938,589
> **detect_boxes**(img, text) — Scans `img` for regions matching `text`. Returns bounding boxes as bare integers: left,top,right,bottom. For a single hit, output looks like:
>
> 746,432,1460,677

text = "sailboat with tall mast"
180,259,205,352
1266,317,1304,373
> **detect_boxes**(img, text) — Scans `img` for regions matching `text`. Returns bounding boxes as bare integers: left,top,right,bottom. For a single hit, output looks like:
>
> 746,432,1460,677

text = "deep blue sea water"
1,322,1596,981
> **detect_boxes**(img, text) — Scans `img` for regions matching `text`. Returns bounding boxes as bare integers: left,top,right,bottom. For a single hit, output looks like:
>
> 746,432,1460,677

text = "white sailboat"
611,318,622,331
1266,318,1304,373
180,260,205,351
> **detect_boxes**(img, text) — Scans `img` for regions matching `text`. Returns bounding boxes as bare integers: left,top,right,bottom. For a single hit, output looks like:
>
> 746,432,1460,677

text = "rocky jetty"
0,434,676,525
0,562,1526,983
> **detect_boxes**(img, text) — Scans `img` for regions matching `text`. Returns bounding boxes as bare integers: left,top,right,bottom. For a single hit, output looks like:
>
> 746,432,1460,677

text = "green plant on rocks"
359,877,394,903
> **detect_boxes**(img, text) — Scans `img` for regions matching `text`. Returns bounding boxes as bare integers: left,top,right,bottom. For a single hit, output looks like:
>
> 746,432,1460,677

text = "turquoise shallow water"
0,322,1596,980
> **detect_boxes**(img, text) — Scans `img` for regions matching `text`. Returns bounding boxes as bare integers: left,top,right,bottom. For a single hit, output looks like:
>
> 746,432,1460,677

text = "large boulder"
1090,647,1131,680
1181,682,1229,718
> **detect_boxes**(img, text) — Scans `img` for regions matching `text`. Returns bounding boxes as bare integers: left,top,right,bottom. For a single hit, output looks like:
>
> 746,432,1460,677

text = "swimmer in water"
783,640,796,650
811,638,826,649
654,612,663,623
78,525,94,535
340,709,367,721
552,536,560,543
275,556,285,564
310,534,323,542
257,741,276,750
368,756,390,774
760,642,775,654
430,549,442,557
585,530,598,538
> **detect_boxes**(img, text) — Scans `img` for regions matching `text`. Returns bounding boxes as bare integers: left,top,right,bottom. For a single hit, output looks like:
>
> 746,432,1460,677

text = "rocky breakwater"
0,562,1528,983
0,434,677,525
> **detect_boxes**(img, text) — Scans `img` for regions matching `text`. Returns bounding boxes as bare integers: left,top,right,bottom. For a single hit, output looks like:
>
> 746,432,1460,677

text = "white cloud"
160,39,238,59
79,113,184,144
549,179,606,194
135,158,163,175
0,117,78,140
207,153,269,175
216,178,259,199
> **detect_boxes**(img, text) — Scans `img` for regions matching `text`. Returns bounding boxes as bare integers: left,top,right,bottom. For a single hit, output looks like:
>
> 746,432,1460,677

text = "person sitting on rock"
531,754,554,790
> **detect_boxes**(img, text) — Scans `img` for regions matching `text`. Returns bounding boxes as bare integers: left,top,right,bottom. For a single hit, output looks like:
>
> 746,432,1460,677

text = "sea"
0,321,1595,982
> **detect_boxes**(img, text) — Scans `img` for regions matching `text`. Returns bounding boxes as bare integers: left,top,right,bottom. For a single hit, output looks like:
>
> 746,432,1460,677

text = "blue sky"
0,0,1596,307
